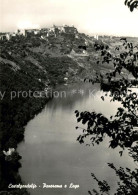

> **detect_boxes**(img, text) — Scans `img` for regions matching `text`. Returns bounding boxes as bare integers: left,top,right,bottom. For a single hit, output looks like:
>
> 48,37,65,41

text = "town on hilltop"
0,25,78,40
0,24,111,41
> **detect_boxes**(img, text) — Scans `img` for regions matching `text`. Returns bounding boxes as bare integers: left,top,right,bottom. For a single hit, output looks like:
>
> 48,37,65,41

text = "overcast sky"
0,0,138,36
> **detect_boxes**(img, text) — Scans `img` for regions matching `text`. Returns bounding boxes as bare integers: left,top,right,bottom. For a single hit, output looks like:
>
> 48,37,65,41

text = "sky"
0,0,138,36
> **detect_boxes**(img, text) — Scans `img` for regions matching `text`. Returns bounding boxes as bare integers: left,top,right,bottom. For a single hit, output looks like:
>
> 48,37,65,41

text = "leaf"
125,0,128,5
101,96,104,101
77,118,81,122
130,1,138,11
119,151,123,157
88,191,93,195
76,112,79,117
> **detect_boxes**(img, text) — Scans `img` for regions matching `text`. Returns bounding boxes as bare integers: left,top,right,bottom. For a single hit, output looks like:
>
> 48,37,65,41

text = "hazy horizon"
0,0,138,37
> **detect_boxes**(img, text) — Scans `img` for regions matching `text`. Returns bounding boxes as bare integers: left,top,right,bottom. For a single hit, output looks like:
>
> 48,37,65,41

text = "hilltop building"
25,29,40,37
0,25,79,40
64,25,78,34
17,29,26,36
94,35,99,40
0,32,11,41
40,25,78,38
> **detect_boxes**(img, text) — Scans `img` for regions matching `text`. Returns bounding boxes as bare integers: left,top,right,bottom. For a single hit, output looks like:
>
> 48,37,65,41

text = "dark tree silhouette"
125,0,138,11
75,39,138,149
89,163,138,195
75,38,138,194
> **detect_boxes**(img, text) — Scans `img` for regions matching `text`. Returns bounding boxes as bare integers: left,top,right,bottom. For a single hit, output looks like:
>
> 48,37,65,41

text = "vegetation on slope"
0,28,137,194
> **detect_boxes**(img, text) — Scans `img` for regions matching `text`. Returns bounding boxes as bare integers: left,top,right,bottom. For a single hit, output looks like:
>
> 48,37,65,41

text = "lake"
18,83,136,195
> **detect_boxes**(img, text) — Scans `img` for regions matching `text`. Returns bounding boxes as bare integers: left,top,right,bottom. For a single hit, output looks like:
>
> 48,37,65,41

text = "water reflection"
46,83,100,111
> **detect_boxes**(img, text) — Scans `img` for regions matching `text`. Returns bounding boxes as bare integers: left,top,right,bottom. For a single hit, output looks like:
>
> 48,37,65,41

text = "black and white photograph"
0,0,138,195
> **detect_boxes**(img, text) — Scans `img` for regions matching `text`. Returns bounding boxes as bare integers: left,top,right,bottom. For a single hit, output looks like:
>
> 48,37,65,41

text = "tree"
76,38,138,149
125,0,138,11
75,38,138,194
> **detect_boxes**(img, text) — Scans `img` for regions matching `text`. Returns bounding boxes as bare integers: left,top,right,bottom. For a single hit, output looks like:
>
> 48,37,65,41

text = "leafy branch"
125,0,138,12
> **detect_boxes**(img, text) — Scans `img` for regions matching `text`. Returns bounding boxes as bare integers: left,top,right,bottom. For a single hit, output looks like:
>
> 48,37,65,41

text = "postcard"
0,1,138,195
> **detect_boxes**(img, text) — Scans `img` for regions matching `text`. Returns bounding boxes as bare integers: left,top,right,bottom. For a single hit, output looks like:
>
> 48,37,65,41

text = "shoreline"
0,91,52,194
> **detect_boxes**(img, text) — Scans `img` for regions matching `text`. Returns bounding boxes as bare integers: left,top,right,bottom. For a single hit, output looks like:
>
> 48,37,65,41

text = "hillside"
0,26,137,193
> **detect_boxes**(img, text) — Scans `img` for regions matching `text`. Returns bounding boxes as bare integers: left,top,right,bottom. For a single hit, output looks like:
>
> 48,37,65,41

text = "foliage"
89,164,138,195
75,39,138,194
76,39,138,149
125,0,138,12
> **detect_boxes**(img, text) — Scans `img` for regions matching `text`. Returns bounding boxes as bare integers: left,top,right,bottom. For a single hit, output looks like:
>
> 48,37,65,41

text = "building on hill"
17,29,26,36
75,34,79,39
0,33,6,40
50,25,66,37
6,33,10,40
40,28,49,35
57,26,65,33
25,25,78,38
54,27,60,37
25,29,40,37
94,35,99,40
47,25,74,37
49,26,55,32
47,30,55,37
64,25,78,34
53,25,66,36
0,32,11,41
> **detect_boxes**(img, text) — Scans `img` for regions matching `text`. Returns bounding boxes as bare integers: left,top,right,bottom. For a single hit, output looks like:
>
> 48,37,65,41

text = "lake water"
18,83,136,195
